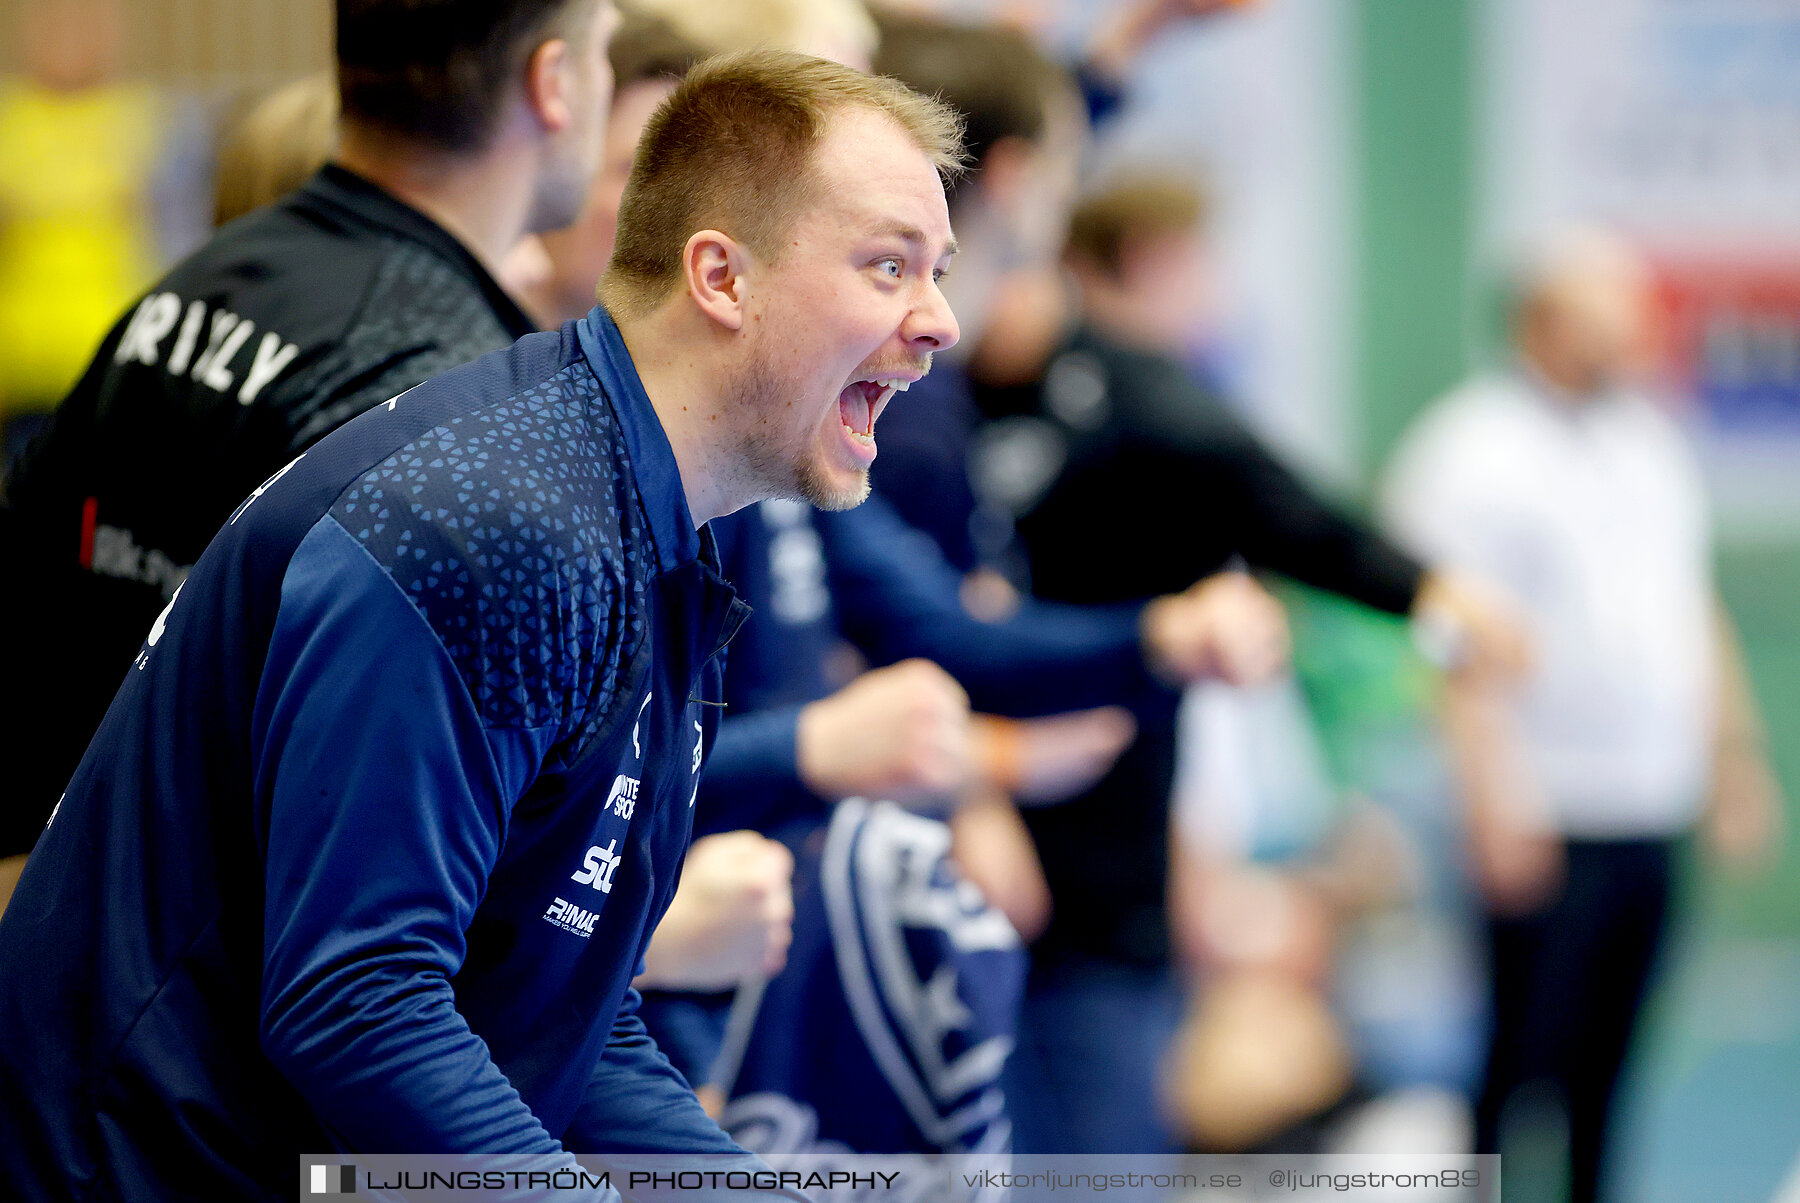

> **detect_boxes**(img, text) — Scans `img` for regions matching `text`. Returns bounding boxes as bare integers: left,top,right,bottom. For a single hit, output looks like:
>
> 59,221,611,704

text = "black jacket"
2,166,533,851
974,324,1425,967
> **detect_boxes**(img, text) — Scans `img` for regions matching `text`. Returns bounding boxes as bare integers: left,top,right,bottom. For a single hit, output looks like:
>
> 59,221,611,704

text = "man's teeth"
859,377,910,400
842,378,909,443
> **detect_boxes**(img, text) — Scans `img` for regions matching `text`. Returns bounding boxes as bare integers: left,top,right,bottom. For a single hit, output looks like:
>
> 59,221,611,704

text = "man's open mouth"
836,376,913,445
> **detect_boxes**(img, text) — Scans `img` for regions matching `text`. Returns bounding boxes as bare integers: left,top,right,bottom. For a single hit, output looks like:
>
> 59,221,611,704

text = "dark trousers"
1475,837,1677,1203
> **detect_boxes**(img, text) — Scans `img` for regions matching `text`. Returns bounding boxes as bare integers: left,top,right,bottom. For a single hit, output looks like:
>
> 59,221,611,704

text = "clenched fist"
797,659,972,805
636,831,794,990
1140,571,1290,687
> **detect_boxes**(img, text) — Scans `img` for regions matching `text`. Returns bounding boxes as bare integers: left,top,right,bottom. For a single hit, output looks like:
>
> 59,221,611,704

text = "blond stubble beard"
726,357,870,513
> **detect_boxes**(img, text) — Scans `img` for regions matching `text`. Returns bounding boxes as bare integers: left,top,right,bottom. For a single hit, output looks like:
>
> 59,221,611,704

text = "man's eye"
877,258,903,278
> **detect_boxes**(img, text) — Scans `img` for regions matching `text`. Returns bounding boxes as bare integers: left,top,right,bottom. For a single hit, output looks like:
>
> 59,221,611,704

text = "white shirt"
1380,371,1715,838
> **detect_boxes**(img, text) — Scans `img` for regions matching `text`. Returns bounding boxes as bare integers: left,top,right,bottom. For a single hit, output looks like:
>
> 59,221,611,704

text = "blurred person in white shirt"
1380,226,1782,1203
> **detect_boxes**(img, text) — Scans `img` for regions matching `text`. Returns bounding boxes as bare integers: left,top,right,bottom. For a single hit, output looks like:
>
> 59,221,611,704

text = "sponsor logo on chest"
542,896,600,938
570,837,622,895
604,773,639,820
542,689,694,937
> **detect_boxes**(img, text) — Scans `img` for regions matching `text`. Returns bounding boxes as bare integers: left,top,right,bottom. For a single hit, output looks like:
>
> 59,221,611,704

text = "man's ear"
524,37,575,133
683,230,751,332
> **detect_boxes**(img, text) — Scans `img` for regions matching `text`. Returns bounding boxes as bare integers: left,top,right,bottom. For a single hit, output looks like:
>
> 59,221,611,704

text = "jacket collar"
575,305,704,574
295,164,536,340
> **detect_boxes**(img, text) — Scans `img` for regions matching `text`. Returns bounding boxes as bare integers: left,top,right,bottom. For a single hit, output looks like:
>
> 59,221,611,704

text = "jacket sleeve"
562,990,744,1155
1170,396,1424,615
252,516,585,1159
818,493,1167,717
563,994,808,1201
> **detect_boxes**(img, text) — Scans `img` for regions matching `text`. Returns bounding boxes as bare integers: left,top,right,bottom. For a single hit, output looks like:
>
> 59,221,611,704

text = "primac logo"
543,896,598,938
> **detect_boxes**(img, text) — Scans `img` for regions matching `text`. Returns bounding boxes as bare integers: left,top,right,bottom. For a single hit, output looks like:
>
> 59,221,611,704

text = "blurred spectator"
521,4,703,327
656,489,1291,1155
0,0,614,860
1165,674,1425,1153
1380,226,1785,1203
635,0,878,69
210,73,337,229
968,173,1441,1156
1062,174,1212,359
869,29,1524,1144
868,13,1085,578
874,10,1083,370
0,0,165,467
522,0,878,329
1076,0,1262,125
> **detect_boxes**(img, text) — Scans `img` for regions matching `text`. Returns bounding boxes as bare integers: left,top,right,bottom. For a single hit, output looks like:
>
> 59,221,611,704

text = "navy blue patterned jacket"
0,309,762,1199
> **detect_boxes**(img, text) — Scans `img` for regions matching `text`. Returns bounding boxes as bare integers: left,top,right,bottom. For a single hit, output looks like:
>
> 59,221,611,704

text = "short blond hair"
601,49,965,318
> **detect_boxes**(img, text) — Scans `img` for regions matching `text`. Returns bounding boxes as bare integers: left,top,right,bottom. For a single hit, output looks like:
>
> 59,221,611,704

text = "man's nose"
905,282,960,353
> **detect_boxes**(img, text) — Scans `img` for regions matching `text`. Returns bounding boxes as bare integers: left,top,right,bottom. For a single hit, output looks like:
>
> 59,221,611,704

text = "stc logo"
571,838,621,894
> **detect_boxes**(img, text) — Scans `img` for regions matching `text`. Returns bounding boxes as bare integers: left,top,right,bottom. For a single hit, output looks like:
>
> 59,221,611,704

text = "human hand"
1180,861,1337,983
1140,571,1290,687
635,831,794,990
796,659,972,804
1411,569,1534,682
1704,605,1788,876
1468,808,1564,917
1705,744,1786,874
1145,0,1263,25
1437,668,1563,915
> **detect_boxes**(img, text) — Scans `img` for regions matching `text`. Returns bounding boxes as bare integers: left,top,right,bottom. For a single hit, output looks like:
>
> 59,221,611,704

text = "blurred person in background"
0,0,617,865
1380,226,1785,1203
0,0,167,470
520,0,878,332
1163,670,1429,1155
635,0,879,72
661,500,1289,1157
209,73,338,230
520,4,705,328
971,169,1523,1157
870,18,1527,1152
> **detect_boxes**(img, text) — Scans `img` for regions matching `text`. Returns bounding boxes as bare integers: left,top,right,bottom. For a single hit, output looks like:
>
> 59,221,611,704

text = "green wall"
1352,0,1477,478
